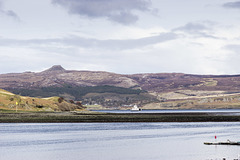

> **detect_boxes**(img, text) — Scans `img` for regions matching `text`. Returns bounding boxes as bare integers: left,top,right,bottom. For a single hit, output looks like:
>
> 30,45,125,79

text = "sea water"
0,122,240,160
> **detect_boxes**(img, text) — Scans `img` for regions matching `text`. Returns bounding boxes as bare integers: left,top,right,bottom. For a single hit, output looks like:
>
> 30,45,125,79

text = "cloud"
0,32,178,50
51,0,153,25
223,1,240,8
100,32,178,49
0,0,19,20
223,44,240,73
224,44,240,51
173,22,219,39
173,23,208,32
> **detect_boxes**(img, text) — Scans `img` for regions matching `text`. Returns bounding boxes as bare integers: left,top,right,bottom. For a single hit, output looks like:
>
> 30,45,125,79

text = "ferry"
204,139,240,145
131,104,141,111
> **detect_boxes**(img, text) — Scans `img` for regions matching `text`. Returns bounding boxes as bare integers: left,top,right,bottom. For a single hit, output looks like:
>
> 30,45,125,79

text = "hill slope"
0,65,138,89
0,88,83,112
2,65,240,109
1,65,240,93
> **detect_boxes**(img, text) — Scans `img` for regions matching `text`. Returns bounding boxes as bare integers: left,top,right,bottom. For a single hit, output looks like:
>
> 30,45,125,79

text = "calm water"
1,122,240,160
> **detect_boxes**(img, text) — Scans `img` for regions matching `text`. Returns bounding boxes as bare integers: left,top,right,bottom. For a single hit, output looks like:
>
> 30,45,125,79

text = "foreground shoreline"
1,111,240,123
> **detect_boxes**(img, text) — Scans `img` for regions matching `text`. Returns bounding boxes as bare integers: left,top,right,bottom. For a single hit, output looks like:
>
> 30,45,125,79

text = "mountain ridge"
2,65,240,92
2,65,240,109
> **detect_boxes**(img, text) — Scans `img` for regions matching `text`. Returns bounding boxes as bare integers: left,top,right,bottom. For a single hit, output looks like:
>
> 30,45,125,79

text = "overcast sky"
1,0,240,75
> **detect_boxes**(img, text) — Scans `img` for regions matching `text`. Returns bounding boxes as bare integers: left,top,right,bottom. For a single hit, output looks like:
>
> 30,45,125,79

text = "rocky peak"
41,65,66,74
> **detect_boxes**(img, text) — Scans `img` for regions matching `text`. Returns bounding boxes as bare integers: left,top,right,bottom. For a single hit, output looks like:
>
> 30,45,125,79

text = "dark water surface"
1,122,240,160
93,109,240,114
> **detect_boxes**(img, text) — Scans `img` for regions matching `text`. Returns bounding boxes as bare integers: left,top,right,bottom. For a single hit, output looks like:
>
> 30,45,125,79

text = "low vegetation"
9,85,143,99
143,93,240,110
9,85,159,108
0,89,84,112
3,66,240,110
1,112,240,123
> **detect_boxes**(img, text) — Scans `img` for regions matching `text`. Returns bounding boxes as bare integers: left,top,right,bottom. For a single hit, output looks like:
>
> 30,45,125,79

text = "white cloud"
0,0,240,75
0,32,178,50
52,0,154,25
173,22,220,39
223,1,240,9
0,0,19,20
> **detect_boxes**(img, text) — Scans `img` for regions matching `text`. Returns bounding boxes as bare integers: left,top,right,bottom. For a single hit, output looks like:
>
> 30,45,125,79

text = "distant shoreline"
1,111,240,123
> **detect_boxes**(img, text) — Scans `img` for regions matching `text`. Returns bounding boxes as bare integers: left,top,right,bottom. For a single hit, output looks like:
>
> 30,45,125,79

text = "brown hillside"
128,73,240,93
0,65,138,89
1,65,240,93
2,65,240,109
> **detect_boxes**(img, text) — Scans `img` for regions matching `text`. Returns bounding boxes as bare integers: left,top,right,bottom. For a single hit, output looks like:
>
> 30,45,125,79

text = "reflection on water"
0,122,240,160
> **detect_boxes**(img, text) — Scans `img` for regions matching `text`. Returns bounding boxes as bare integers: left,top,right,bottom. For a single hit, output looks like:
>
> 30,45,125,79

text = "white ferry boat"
131,104,141,111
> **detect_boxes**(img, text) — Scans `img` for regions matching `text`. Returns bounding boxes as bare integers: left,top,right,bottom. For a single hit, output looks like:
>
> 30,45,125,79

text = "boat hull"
204,142,240,145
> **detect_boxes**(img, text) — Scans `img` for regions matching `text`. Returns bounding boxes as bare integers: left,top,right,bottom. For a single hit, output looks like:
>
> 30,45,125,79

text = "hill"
2,65,240,109
0,88,84,112
2,65,240,93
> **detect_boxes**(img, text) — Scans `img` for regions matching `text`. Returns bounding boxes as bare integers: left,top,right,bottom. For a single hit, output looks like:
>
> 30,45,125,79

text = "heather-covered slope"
2,65,240,93
0,65,139,89
128,73,240,93
2,65,240,109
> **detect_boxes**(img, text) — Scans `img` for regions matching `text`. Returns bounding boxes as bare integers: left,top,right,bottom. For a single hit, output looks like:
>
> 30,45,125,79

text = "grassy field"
0,89,84,112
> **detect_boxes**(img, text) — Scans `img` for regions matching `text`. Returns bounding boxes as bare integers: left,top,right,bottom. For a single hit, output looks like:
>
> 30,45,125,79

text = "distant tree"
58,97,64,103
76,101,83,108
13,95,21,103
36,105,44,108
69,100,74,104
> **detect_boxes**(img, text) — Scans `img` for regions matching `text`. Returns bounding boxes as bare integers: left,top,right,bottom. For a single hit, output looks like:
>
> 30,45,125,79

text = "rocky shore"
1,111,240,123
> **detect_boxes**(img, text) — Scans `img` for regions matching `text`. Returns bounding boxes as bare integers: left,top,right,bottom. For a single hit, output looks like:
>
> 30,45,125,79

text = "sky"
1,0,240,75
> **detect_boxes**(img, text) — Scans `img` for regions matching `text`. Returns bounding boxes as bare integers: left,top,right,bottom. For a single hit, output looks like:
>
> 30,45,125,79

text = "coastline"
1,111,240,123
